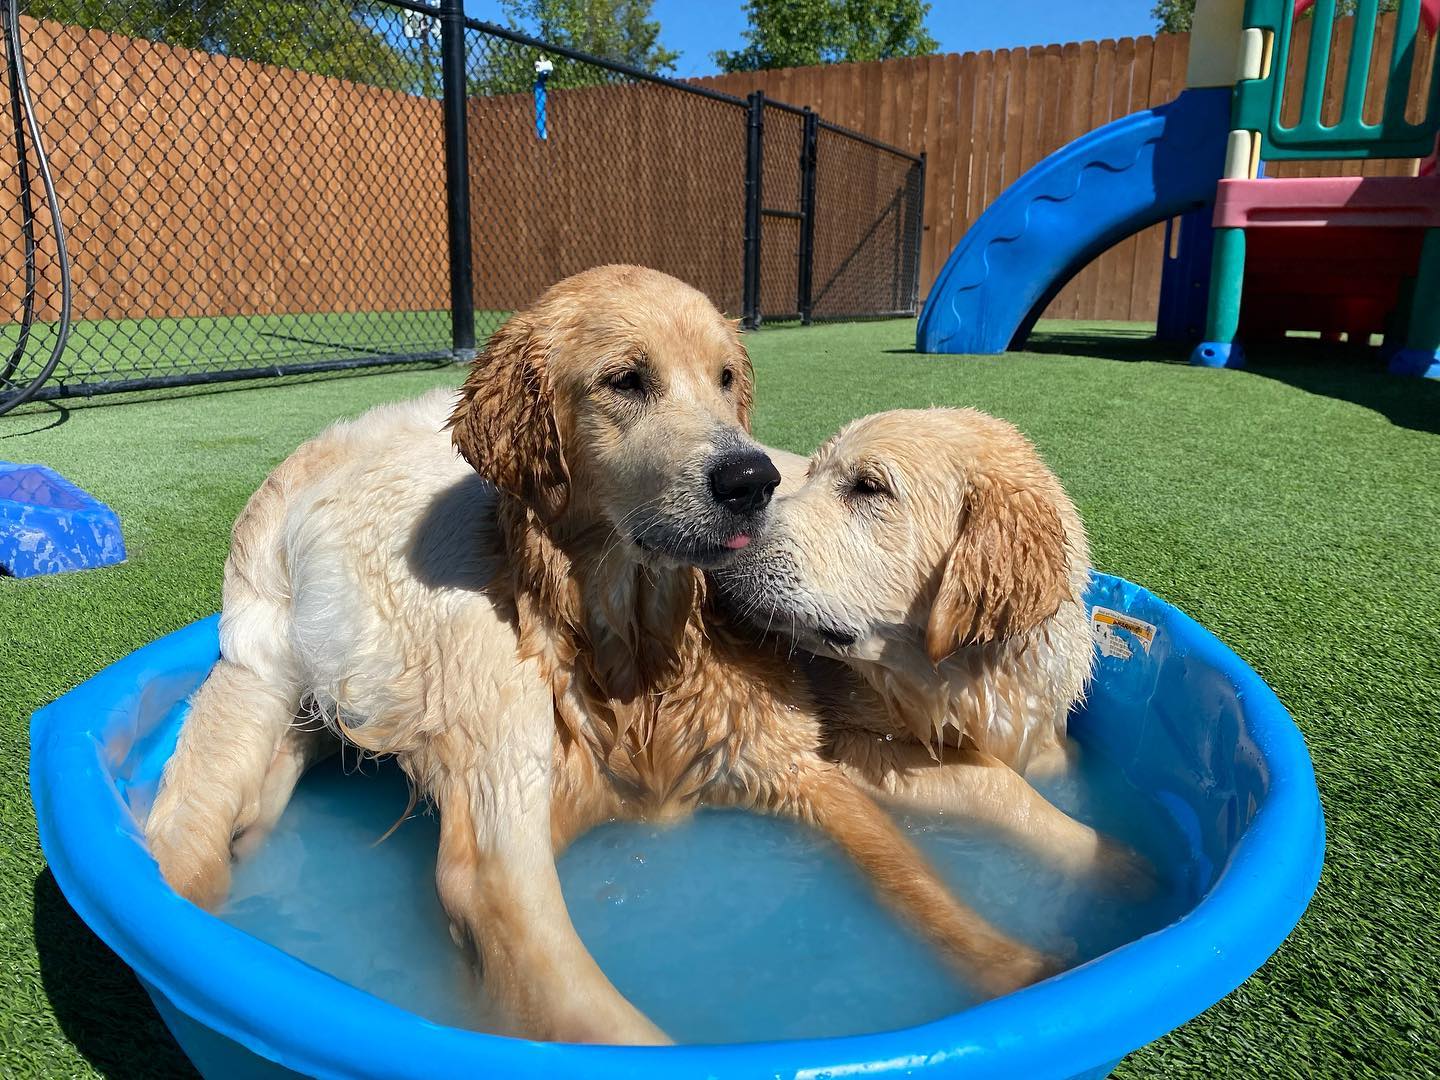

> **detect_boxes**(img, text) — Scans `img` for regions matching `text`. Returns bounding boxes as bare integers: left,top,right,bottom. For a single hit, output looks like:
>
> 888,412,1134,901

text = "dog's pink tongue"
724,533,751,550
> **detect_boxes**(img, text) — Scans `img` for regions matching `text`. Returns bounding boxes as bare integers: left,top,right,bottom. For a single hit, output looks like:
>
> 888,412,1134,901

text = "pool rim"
31,573,1325,1079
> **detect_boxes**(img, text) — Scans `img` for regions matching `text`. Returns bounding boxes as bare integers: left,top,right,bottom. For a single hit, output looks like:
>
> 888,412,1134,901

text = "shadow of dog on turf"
33,869,198,1079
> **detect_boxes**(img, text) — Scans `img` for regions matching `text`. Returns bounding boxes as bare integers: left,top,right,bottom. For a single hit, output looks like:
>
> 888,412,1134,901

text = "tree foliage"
1152,0,1397,35
29,0,680,97
471,0,676,96
497,0,677,73
714,0,938,73
1150,0,1195,34
29,0,426,90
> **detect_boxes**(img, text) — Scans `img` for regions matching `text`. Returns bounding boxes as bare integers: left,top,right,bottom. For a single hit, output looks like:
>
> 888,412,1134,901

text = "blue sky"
464,1,1161,79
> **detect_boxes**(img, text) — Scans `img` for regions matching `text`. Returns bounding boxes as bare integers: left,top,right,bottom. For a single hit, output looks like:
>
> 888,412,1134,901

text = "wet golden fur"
716,408,1096,775
146,266,1132,1046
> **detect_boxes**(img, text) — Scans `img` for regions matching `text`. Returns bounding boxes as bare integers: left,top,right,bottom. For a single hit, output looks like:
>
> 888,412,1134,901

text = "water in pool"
222,741,1196,1043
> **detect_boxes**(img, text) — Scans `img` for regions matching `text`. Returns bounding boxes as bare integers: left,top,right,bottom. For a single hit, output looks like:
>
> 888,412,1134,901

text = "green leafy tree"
29,0,430,91
472,0,678,96
1151,0,1195,34
499,0,677,73
1152,0,1396,35
713,0,938,73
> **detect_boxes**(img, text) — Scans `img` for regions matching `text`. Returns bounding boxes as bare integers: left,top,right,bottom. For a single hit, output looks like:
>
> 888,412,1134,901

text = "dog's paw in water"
145,816,233,911
1094,835,1160,900
975,941,1068,998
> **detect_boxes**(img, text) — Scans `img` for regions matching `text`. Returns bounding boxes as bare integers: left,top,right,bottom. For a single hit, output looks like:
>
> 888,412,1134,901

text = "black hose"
1,32,35,386
0,0,70,417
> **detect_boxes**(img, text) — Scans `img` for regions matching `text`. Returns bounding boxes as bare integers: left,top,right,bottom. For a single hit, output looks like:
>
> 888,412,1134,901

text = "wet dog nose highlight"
709,450,781,515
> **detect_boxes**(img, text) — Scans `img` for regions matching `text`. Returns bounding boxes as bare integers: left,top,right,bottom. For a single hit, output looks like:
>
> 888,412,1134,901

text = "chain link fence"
811,120,925,322
0,0,924,413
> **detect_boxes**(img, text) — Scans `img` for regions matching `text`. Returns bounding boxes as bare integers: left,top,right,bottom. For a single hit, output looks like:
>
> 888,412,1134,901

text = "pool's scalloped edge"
31,574,1324,1080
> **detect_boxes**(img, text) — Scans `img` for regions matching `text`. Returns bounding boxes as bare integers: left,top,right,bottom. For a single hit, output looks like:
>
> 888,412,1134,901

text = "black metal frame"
742,90,765,331
741,100,924,331
797,108,819,325
0,0,925,411
439,0,475,362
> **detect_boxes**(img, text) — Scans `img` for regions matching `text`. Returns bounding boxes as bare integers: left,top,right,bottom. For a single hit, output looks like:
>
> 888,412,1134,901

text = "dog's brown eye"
720,368,735,390
607,370,644,395
850,475,889,498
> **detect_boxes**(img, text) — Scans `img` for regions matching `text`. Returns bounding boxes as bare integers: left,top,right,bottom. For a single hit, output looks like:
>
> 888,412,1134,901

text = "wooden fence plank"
933,52,967,283
1066,39,1104,321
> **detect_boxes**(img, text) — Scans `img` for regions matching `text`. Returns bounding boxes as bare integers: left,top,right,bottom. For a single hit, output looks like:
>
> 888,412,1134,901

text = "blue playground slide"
917,87,1230,355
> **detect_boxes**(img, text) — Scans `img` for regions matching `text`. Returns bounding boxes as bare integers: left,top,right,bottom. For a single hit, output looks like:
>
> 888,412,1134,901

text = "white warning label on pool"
1090,606,1157,660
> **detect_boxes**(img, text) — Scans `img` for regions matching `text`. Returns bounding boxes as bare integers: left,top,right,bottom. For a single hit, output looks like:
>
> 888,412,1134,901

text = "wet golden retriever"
712,409,1144,881
146,266,1125,1047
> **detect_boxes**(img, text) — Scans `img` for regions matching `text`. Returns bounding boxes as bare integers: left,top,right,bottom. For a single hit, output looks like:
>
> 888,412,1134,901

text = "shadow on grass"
916,326,1440,436
1246,356,1440,436
0,401,68,438
1023,327,1192,365
890,325,1190,364
1,361,455,423
33,869,198,1079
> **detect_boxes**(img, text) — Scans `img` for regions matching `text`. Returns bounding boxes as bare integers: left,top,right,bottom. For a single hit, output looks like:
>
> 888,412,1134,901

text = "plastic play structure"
918,0,1440,378
1194,0,1440,375
31,574,1323,1079
0,462,125,577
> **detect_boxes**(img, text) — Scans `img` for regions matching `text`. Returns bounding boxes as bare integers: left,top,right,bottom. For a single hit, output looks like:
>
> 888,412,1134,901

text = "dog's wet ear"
448,313,570,521
925,477,1071,663
732,338,755,431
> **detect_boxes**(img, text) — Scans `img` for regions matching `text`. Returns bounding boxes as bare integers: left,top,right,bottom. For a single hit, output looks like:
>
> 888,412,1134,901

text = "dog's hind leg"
827,732,1153,892
145,658,302,909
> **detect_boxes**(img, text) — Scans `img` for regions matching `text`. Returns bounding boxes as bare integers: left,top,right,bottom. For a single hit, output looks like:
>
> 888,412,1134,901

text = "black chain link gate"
0,0,924,413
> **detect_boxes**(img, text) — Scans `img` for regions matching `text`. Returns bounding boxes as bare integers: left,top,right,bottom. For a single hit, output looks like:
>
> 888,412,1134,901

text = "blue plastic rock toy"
0,462,125,577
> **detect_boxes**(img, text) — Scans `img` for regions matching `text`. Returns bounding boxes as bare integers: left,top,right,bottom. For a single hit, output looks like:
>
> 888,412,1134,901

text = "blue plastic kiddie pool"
31,574,1324,1079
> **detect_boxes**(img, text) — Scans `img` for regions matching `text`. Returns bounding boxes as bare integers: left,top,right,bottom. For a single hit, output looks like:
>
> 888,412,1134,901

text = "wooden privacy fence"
0,16,450,324
463,79,749,319
702,13,1434,323
2,13,1432,333
0,13,917,336
0,3,926,408
0,18,752,325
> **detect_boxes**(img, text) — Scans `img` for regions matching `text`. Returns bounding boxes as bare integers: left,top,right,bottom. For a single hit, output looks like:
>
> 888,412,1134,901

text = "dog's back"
146,388,525,904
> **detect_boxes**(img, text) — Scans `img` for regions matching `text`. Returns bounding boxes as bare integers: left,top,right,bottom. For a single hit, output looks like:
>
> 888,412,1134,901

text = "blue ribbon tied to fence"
534,58,553,140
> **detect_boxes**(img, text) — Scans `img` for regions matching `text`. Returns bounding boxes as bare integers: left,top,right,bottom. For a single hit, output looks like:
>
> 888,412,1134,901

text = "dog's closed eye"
605,368,645,395
842,470,894,505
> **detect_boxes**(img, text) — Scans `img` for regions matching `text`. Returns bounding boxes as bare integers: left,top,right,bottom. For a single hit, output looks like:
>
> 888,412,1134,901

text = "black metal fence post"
911,152,927,314
742,91,764,330
439,0,475,362
797,107,818,326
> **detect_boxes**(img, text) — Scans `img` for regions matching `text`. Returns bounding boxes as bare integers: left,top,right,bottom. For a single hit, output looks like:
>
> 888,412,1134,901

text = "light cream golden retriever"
146,265,1130,1047
712,408,1136,876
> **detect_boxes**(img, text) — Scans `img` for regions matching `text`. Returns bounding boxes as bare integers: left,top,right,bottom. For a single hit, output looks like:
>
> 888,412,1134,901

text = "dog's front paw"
144,807,235,910
976,941,1066,998
1093,835,1159,899
544,996,672,1046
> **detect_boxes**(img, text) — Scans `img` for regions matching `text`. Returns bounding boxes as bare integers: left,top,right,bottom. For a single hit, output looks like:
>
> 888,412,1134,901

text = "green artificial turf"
3,319,1438,1077
0,308,508,394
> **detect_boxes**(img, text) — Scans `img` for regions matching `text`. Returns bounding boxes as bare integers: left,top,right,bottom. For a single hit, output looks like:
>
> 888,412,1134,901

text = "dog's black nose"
709,449,781,515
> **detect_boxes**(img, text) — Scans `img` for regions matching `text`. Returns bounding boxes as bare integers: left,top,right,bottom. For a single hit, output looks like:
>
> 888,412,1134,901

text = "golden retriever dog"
146,266,1121,1048
711,408,1141,882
